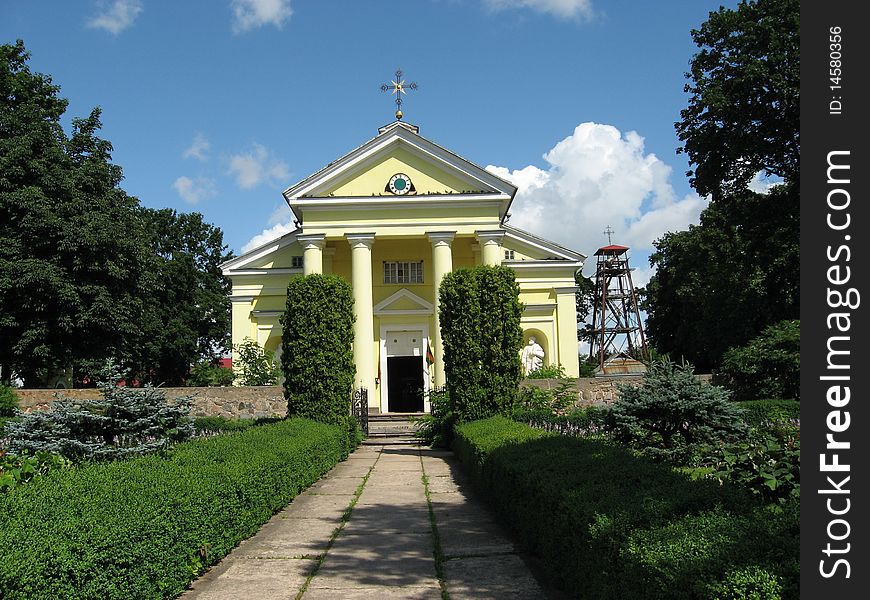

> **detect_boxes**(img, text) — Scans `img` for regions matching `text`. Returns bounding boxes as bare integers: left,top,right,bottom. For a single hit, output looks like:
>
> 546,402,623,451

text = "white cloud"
228,143,290,189
183,133,210,161
488,122,707,262
86,0,143,34
173,176,217,204
268,203,292,225
231,0,293,33
241,222,296,253
747,171,784,194
483,0,594,20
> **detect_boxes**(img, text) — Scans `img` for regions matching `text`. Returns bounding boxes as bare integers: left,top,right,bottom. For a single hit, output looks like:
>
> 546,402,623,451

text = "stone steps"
362,412,425,446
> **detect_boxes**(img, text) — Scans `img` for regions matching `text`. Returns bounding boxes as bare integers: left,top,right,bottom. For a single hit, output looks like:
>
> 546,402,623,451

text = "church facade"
222,120,585,413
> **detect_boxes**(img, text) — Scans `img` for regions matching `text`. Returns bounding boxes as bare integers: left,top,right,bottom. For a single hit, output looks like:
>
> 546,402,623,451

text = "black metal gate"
352,387,368,435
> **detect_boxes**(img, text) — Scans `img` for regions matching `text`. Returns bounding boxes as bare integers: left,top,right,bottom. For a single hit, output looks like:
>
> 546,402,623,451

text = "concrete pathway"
182,444,554,599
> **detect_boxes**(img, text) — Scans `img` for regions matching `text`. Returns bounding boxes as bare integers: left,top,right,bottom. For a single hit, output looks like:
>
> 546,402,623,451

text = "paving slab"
183,440,554,599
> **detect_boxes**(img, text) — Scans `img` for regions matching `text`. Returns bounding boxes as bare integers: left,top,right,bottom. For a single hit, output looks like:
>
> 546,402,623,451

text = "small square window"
504,250,515,260
291,256,304,269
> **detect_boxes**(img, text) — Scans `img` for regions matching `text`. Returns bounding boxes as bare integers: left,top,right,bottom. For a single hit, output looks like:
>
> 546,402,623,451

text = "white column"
427,231,455,388
298,233,326,275
346,233,376,393
476,230,506,266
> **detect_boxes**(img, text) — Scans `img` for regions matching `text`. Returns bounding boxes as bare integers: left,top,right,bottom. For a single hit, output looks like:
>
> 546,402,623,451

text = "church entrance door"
384,330,424,413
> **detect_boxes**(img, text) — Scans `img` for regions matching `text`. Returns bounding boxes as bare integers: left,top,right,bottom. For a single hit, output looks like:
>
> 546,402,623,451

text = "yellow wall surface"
323,147,486,197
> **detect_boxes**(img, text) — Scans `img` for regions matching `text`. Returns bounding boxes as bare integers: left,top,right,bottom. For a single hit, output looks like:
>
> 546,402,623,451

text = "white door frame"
379,323,430,413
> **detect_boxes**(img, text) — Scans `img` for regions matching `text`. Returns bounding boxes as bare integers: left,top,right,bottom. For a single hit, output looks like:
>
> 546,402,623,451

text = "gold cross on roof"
380,68,418,121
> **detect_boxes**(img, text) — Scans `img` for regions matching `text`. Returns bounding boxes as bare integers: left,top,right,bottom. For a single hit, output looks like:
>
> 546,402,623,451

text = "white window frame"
384,260,424,284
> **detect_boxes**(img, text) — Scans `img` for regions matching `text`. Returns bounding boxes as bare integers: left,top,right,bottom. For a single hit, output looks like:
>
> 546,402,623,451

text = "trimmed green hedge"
453,417,798,599
0,418,355,599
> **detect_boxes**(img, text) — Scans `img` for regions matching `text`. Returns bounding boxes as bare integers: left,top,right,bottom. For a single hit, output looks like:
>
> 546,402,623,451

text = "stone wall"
520,374,713,408
15,387,288,420
15,375,713,418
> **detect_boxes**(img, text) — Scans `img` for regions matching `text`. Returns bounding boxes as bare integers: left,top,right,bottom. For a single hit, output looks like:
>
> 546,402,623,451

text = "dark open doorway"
387,356,424,412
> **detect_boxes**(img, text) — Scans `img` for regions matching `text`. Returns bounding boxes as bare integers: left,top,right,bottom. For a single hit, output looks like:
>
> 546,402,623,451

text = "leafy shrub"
440,266,523,422
414,387,455,447
233,339,280,386
715,319,800,401
706,565,786,600
511,404,605,437
737,399,800,428
515,380,576,413
282,274,355,425
526,363,567,379
453,417,797,599
0,417,355,599
605,359,747,461
187,361,235,387
0,384,18,417
6,365,193,462
0,449,71,493
193,416,257,433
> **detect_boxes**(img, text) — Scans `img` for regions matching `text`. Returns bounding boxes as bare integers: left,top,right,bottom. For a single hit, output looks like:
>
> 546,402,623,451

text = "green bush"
0,418,355,599
193,416,258,433
0,384,18,417
6,365,193,462
737,399,800,427
414,387,455,448
186,361,235,387
526,363,567,379
605,359,747,461
715,319,800,401
453,417,797,599
233,339,280,386
0,449,71,493
282,274,355,426
440,266,523,422
510,404,605,437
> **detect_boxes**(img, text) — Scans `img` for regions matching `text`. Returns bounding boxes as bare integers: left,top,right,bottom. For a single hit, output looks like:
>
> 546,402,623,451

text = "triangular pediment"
283,122,517,202
373,289,434,315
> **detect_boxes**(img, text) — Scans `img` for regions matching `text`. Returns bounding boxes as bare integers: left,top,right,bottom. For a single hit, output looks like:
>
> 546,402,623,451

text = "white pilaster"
346,233,376,393
427,231,455,388
476,230,506,266
298,233,326,275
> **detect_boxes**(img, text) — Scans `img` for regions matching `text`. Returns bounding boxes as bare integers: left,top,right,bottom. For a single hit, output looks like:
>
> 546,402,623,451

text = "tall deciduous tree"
676,0,799,199
644,0,799,370
1,41,149,386
128,208,233,386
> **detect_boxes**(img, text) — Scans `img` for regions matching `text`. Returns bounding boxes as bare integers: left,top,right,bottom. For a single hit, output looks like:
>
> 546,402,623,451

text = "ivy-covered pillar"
298,233,326,275
476,230,505,266
428,231,455,387
346,233,376,395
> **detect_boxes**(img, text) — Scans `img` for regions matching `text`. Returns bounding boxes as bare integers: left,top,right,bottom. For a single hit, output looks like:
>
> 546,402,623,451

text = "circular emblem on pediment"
388,173,413,195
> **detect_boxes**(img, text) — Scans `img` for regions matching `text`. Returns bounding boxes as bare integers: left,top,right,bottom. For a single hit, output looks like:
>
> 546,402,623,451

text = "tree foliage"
234,338,280,386
715,319,800,401
439,266,524,422
282,275,355,425
645,0,799,370
677,0,799,199
1,41,231,387
1,41,150,386
127,209,232,386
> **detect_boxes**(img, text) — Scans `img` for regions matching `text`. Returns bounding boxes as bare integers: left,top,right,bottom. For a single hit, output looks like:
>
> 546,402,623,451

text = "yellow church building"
222,120,585,413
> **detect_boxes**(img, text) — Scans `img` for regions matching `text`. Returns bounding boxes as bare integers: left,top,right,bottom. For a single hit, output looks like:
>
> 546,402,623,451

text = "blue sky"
2,0,744,281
